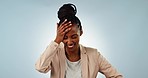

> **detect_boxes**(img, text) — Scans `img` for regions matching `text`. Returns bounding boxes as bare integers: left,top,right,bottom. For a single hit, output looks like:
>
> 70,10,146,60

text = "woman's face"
63,24,82,53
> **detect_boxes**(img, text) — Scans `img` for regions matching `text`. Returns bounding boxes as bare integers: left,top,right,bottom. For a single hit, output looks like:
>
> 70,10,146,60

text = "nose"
67,38,73,45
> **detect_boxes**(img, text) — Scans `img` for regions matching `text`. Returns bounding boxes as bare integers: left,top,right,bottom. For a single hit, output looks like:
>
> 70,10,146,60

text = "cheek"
74,38,80,43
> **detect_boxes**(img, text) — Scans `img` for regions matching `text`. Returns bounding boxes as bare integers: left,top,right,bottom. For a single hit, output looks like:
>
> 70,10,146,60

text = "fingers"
60,19,67,26
56,19,67,28
61,27,71,35
57,19,72,34
60,22,72,31
58,19,71,29
59,22,71,30
55,19,72,43
59,23,72,35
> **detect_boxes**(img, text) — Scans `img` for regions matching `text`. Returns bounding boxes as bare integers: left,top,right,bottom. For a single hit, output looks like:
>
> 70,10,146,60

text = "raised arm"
35,19,72,73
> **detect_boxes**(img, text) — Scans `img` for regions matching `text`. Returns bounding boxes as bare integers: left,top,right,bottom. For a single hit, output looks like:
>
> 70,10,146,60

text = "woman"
35,3,123,78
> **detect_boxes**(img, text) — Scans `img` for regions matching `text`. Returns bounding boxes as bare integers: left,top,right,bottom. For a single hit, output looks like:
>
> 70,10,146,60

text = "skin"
54,19,83,62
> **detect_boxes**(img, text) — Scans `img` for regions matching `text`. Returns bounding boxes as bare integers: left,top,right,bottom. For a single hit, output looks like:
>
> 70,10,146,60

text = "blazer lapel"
80,44,89,78
59,43,66,78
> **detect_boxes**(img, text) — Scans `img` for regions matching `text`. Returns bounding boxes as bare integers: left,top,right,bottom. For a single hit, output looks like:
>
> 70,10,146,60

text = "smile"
67,44,75,48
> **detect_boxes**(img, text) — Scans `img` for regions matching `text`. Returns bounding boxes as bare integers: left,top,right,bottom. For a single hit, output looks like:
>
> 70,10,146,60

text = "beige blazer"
35,41,123,78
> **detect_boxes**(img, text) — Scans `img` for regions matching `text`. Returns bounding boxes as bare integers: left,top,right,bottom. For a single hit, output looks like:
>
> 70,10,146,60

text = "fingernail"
69,21,71,23
65,19,67,21
69,24,72,26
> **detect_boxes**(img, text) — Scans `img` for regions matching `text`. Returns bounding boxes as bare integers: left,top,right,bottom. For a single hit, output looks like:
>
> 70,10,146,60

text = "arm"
35,41,59,73
35,19,72,73
97,52,123,78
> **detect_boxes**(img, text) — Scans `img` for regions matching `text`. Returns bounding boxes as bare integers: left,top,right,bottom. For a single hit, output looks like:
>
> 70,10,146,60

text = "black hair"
57,3,82,31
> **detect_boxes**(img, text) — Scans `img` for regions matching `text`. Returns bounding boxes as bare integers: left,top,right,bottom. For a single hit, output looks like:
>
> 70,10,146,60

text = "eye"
63,36,68,40
71,34,78,39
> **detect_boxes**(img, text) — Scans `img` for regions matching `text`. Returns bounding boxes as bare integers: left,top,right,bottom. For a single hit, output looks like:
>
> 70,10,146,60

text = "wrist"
54,38,61,44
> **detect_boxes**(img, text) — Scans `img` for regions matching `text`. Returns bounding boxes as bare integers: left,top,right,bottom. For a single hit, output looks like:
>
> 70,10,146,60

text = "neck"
65,48,81,62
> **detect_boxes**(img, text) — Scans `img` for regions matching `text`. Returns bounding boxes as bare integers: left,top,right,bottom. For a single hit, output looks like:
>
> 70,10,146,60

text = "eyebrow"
65,33,78,37
72,34,78,36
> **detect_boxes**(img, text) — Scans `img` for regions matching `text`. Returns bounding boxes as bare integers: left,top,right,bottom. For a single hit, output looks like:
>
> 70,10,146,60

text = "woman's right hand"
54,19,72,44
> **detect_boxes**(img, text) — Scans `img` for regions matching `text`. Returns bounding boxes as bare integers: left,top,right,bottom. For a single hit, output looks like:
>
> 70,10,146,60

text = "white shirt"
65,58,82,78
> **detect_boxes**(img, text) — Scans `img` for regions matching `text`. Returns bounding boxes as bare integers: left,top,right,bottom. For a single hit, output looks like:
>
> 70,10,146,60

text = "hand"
54,19,72,44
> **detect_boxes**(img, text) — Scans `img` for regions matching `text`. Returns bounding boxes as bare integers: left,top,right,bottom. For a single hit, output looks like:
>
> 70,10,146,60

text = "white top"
65,58,82,78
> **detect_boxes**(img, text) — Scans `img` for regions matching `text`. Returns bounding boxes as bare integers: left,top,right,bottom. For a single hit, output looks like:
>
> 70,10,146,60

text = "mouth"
67,44,75,49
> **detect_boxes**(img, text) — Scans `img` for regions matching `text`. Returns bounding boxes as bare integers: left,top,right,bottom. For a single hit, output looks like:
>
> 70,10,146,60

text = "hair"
57,3,82,31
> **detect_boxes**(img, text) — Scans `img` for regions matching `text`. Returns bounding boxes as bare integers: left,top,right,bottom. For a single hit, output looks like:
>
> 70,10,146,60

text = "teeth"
68,44,74,48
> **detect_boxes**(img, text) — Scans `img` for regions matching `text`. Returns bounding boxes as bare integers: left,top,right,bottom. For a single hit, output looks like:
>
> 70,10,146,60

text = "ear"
80,30,83,36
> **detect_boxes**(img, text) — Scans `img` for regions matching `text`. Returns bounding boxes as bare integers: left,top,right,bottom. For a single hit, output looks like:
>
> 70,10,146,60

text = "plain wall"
0,0,148,78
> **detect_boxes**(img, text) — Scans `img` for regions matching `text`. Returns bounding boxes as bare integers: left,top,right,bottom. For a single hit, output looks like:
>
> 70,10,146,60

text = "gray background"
0,0,148,78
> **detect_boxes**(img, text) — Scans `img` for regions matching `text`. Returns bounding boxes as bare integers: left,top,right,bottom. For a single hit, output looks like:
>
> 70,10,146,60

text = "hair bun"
58,3,77,20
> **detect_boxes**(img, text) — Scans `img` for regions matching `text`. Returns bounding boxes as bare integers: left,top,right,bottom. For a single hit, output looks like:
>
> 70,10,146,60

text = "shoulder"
80,44,101,56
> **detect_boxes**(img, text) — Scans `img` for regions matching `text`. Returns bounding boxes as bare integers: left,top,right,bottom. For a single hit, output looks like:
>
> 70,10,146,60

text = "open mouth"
67,44,75,48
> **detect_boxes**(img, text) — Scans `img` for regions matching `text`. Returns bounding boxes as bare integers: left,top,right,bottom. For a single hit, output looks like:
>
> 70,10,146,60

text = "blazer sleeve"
97,51,123,78
35,41,59,73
